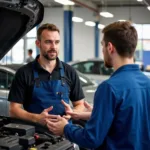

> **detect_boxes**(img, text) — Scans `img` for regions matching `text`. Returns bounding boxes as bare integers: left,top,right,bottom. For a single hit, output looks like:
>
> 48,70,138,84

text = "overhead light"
54,0,75,5
100,12,114,18
98,24,105,29
85,21,96,27
72,17,83,23
147,6,150,11
118,20,126,22
137,0,143,2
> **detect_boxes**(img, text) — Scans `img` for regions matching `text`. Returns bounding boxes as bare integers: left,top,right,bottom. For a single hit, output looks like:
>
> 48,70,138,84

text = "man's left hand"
46,115,68,135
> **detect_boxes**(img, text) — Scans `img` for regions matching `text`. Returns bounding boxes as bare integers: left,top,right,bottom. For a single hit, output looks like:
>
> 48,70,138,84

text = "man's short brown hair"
37,23,60,40
102,21,138,58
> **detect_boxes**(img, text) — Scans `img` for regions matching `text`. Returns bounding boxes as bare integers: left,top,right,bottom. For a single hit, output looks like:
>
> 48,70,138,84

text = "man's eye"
45,41,51,43
56,41,60,44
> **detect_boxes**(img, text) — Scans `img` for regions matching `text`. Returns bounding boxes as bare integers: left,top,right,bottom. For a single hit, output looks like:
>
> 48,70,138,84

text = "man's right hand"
38,106,53,125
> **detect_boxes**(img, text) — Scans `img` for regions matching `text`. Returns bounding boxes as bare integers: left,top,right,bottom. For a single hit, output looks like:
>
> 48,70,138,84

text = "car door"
0,69,14,116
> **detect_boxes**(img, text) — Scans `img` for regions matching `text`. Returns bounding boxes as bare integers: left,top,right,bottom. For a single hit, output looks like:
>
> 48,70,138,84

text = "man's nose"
51,42,56,48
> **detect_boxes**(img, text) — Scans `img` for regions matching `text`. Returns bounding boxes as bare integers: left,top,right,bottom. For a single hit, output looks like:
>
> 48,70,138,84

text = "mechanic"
8,23,85,125
46,21,150,150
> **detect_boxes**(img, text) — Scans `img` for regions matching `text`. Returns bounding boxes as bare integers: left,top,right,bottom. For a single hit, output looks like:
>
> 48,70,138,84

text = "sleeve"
69,69,85,101
64,81,116,149
8,68,27,104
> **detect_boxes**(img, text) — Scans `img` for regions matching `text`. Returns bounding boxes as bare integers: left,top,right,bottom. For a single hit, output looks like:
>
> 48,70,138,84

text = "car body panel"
143,71,150,78
0,0,44,116
0,0,44,59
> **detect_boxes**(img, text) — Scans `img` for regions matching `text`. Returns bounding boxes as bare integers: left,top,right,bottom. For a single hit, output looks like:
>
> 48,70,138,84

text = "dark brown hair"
37,23,60,40
28,49,33,54
102,21,138,58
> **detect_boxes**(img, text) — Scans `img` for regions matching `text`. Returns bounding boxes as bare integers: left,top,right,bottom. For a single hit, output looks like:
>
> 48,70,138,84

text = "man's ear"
107,42,115,54
35,40,40,48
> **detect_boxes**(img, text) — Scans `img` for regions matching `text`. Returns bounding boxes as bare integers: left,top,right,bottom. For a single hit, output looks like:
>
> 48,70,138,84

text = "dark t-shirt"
8,56,85,109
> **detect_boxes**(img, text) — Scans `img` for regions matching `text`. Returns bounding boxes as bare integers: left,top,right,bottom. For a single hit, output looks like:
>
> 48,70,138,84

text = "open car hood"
0,0,44,59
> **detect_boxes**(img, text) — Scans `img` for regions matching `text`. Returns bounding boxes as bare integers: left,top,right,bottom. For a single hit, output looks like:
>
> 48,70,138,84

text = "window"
133,24,142,39
27,39,36,58
134,24,150,61
12,39,24,63
0,70,14,89
72,62,95,74
143,25,150,39
27,27,36,38
143,40,150,51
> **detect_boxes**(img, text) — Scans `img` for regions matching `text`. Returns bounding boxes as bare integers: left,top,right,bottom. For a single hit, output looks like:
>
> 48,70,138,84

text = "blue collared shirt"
64,64,150,150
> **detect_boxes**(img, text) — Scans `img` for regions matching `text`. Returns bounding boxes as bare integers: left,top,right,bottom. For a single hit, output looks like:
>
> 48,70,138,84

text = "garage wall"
41,6,150,61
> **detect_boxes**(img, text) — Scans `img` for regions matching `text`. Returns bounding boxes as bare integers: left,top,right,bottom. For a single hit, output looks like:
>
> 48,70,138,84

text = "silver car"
0,65,98,116
68,58,114,83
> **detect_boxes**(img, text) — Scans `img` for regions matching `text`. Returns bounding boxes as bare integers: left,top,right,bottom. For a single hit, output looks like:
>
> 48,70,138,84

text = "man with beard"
46,21,150,150
8,23,85,125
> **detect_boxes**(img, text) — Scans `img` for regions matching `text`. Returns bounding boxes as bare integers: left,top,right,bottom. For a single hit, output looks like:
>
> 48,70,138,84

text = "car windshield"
76,70,94,87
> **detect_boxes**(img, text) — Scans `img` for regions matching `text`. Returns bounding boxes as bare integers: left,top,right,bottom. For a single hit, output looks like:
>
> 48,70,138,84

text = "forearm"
10,107,40,123
80,112,91,120
64,123,99,149
72,100,85,112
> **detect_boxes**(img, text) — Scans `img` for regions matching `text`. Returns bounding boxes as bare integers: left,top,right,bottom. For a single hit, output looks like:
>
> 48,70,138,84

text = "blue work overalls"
26,62,70,116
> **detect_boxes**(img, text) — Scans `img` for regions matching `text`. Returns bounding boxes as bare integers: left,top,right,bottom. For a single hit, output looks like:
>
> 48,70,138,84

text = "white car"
143,71,150,78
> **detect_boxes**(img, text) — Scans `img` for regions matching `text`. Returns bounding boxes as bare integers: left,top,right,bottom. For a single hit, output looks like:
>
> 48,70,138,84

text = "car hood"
0,0,44,59
82,84,98,104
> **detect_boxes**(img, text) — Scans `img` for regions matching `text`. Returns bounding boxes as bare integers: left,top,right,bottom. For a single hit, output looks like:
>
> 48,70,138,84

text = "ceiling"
92,0,149,7
39,0,150,8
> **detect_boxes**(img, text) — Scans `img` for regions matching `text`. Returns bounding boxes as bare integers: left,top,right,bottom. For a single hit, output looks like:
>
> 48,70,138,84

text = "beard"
104,51,113,68
42,49,58,61
104,59,112,68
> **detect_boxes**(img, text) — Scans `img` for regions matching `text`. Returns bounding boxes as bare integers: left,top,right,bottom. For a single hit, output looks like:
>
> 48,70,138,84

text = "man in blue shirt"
46,21,150,150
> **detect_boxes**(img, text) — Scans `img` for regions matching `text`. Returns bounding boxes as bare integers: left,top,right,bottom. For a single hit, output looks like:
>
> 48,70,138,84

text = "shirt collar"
34,55,62,71
111,64,140,77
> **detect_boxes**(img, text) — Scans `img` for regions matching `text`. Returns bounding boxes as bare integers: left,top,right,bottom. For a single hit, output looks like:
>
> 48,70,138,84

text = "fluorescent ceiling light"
54,0,75,5
85,21,96,27
137,0,143,2
100,12,114,18
72,17,83,23
98,24,105,29
118,20,126,22
147,6,150,11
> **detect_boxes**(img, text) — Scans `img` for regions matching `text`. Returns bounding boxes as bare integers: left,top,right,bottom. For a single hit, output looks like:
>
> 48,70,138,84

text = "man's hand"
66,111,91,120
66,101,93,120
46,115,68,135
38,106,53,125
61,100,73,120
84,101,93,112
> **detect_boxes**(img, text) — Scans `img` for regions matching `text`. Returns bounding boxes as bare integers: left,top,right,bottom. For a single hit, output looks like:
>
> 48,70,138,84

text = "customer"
46,21,150,150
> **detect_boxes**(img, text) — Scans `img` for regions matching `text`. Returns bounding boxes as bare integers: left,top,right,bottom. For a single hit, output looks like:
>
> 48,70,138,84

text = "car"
68,58,114,83
0,64,98,116
143,71,150,78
